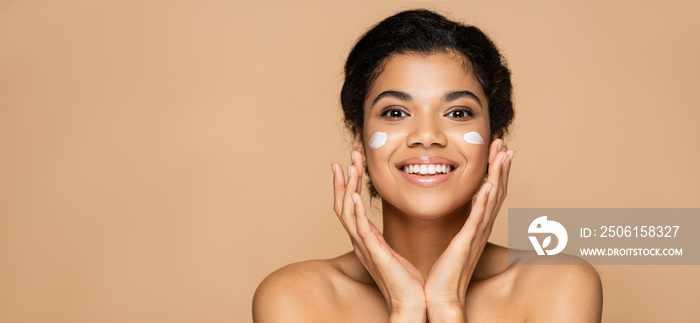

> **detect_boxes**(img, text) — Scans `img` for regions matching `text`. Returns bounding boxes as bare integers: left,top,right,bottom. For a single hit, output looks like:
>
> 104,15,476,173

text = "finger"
353,193,383,251
332,165,358,237
363,212,405,259
353,192,400,261
457,181,493,245
352,192,400,283
495,150,511,200
500,150,515,194
332,164,367,256
332,163,346,216
349,194,375,261
351,151,364,195
345,164,361,199
485,151,507,189
488,139,503,165
352,193,374,247
482,152,508,227
440,182,493,275
368,218,387,245
341,165,360,234
488,150,514,232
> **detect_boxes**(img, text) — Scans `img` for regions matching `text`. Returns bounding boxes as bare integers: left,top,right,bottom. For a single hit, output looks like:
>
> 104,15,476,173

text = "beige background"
1,0,699,322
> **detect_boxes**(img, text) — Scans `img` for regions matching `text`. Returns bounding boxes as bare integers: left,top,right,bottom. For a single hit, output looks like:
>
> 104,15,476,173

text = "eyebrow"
371,90,483,108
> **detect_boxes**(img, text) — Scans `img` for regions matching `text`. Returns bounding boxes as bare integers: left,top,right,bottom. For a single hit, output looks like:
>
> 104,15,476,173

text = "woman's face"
357,51,491,218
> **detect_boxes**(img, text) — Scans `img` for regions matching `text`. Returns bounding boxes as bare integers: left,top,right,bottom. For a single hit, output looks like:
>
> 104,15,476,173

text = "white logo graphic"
528,216,568,255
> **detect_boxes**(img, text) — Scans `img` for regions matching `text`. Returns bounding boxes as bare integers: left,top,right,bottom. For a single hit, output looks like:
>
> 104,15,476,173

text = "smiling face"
356,51,491,218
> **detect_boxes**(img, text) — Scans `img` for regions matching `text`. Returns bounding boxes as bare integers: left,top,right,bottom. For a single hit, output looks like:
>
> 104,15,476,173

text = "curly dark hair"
341,9,514,198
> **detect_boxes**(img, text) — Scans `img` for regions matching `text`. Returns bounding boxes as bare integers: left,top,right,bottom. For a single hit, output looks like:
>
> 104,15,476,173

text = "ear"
352,132,366,163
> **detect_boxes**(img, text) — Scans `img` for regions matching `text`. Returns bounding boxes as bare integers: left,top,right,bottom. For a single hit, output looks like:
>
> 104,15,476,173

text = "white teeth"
400,164,454,175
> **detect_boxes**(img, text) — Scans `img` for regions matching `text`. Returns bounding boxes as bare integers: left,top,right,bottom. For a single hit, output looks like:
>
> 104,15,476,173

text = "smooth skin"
253,52,602,322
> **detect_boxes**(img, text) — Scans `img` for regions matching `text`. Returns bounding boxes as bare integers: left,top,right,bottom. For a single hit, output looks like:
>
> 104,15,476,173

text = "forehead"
364,51,487,107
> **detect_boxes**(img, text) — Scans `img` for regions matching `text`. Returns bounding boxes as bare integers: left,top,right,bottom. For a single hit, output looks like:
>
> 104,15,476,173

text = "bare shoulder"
252,258,341,323
511,250,603,322
252,252,379,323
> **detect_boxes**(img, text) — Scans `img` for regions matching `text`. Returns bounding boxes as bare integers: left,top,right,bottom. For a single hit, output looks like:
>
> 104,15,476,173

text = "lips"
395,156,458,187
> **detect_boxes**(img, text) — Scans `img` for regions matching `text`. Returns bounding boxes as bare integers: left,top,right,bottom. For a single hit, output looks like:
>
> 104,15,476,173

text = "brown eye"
381,108,409,119
446,108,473,119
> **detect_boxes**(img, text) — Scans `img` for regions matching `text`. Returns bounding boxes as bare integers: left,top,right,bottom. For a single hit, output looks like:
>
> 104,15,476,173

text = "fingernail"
485,182,493,194
352,194,357,204
501,153,507,165
509,150,515,160
498,140,503,151
351,152,355,164
331,163,336,174
348,166,352,176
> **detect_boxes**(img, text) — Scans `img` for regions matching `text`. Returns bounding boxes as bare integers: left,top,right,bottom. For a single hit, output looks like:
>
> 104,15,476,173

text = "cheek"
364,130,404,176
460,130,489,161
368,131,387,149
365,130,406,153
447,131,489,162
463,131,485,145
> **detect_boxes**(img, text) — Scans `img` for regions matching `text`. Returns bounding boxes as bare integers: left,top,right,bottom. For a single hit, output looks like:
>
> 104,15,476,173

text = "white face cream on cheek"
368,131,388,149
463,131,485,144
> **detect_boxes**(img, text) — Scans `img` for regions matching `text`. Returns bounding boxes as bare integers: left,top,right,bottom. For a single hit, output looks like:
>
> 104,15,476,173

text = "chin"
387,194,469,219
373,172,482,219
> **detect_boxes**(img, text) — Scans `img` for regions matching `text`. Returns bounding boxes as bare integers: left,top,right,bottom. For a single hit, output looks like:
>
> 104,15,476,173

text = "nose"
406,115,448,148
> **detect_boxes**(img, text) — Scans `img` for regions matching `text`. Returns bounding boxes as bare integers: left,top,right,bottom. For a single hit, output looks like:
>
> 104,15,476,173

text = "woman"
253,9,602,322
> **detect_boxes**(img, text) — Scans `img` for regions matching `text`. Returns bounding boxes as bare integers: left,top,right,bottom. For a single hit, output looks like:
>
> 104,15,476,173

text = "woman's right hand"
332,151,426,321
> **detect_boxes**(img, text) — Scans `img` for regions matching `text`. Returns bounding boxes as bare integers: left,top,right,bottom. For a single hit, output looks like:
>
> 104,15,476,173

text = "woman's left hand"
423,139,514,322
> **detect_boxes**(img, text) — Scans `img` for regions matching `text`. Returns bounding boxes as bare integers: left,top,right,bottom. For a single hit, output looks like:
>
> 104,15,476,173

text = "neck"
381,199,471,279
